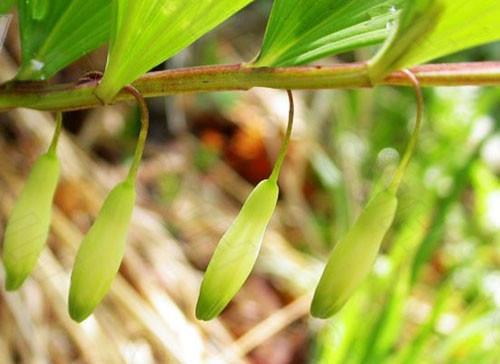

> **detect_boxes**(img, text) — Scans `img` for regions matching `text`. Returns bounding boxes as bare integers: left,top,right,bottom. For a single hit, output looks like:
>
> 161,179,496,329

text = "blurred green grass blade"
394,280,453,364
411,146,482,284
252,0,404,67
370,0,500,81
16,0,111,81
96,0,253,102
314,292,366,364
360,267,410,363
471,162,500,230
437,311,500,362
0,0,16,13
310,147,351,243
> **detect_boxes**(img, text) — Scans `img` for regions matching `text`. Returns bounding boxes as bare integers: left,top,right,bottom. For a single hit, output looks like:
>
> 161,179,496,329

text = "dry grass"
0,49,318,363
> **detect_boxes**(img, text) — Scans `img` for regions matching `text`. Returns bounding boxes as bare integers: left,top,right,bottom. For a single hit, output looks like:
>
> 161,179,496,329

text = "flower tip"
68,301,93,323
195,297,221,321
5,273,25,291
310,297,341,319
309,306,330,320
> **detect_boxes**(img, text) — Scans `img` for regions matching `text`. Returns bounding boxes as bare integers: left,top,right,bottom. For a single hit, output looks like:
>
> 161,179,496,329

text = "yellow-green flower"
67,86,148,322
196,91,294,321
311,190,398,318
3,114,62,291
311,70,423,318
196,178,279,320
3,151,60,290
68,180,136,322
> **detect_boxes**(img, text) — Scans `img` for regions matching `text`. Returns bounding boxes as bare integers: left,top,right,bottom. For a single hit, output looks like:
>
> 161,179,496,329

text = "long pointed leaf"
96,0,253,102
399,0,500,68
253,0,403,67
16,0,111,81
369,0,500,81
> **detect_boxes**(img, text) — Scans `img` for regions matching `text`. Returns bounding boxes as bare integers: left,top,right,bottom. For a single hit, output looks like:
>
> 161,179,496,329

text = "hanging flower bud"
311,190,398,318
196,91,294,321
2,113,62,291
68,180,136,322
68,85,147,322
196,178,279,320
311,70,424,318
2,152,60,290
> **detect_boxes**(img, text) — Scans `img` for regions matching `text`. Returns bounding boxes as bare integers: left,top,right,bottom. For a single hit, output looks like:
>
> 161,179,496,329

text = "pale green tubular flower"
196,91,294,320
311,70,424,318
196,178,279,320
3,113,62,290
311,190,398,318
68,86,147,322
68,180,135,322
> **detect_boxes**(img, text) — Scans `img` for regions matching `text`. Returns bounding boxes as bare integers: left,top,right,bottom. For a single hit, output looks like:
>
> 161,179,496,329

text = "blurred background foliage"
0,1,499,363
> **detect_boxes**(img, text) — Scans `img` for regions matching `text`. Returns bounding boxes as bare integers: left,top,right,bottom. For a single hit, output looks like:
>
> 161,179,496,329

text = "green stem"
1,62,499,112
389,69,424,193
123,85,149,183
47,111,63,155
270,90,294,183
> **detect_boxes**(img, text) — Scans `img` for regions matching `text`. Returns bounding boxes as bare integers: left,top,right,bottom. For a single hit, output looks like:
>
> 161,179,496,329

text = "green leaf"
403,0,500,66
253,0,404,67
96,0,253,103
16,0,111,81
368,0,439,81
369,0,500,81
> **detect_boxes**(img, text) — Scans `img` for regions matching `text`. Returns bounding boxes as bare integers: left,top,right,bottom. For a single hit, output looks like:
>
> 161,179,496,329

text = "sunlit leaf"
96,0,253,102
253,0,404,67
368,0,438,81
411,149,479,283
16,0,111,81
369,0,500,81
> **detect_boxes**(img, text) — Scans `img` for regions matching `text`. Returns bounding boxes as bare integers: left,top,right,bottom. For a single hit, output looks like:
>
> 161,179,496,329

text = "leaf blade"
16,0,111,81
369,0,500,81
96,0,253,102
253,0,404,67
402,0,500,67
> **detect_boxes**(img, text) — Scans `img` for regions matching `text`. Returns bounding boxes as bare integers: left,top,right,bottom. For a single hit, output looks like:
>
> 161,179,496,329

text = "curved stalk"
389,69,424,193
123,85,149,182
48,111,63,155
269,90,294,183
